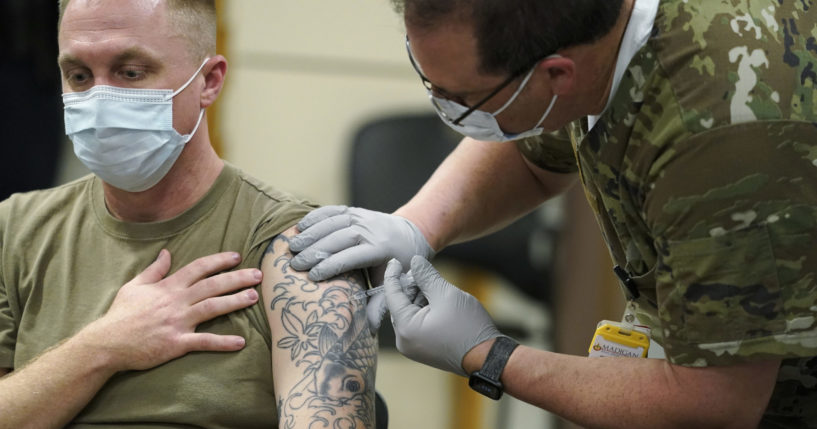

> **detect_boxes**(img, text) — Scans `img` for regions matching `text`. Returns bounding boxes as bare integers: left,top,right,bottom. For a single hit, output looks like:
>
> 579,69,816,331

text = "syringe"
351,272,415,302
351,285,386,302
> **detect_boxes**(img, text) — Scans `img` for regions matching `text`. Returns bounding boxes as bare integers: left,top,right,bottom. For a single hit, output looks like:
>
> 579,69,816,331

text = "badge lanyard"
569,122,652,359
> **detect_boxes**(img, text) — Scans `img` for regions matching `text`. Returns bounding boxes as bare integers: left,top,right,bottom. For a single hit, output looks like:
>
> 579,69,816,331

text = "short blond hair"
58,0,216,62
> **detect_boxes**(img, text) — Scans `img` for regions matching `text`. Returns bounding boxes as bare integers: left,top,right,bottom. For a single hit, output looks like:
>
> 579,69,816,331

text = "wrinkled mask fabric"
62,58,209,192
429,56,559,143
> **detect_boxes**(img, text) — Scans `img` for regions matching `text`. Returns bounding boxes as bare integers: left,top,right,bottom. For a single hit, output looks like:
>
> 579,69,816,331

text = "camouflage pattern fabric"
519,1,817,425
516,125,579,174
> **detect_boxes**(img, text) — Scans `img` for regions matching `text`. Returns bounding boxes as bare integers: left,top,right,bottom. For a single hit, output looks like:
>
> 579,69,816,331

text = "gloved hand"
364,271,425,334
384,256,502,376
289,205,435,282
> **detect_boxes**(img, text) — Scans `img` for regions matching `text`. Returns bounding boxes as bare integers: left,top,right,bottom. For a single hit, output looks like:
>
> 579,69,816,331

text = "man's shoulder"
650,0,817,128
226,165,317,223
218,164,317,247
231,166,317,210
655,0,810,45
0,175,96,261
0,175,95,223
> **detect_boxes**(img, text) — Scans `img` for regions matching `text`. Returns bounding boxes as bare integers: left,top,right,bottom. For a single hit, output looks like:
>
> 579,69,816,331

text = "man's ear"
538,56,575,96
200,55,227,108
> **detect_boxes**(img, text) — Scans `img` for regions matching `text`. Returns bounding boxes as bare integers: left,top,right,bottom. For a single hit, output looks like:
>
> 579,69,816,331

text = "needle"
352,285,385,302
351,272,415,302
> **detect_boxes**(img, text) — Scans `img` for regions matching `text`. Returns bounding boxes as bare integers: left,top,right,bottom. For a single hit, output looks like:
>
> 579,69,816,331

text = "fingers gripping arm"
262,227,377,428
289,205,433,282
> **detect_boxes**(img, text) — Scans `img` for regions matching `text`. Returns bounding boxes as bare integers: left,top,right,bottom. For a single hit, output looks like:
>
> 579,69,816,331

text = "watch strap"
479,336,519,381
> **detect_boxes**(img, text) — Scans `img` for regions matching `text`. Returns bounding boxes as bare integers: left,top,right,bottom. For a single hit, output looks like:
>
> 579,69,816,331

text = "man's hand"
384,256,502,376
288,205,434,282
81,249,261,372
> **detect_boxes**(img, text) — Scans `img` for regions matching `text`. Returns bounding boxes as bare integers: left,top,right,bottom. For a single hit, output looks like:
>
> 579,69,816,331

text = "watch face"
472,382,501,399
469,373,503,400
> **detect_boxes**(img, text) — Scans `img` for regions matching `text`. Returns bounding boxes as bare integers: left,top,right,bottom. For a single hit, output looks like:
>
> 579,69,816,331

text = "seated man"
0,0,376,428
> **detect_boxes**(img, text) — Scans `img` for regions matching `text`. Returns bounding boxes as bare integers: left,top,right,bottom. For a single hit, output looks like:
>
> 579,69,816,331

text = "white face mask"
429,62,559,143
62,58,209,192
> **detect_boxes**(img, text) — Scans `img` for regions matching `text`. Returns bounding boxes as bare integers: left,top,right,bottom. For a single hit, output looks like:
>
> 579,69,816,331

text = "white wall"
222,0,430,205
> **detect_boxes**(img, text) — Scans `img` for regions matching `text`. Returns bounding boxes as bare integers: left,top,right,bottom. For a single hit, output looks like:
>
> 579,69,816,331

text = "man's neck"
102,136,224,223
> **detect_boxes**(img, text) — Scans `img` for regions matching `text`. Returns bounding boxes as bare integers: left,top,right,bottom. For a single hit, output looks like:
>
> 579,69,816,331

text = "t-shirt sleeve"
248,202,316,268
515,123,579,174
241,195,317,349
0,201,16,369
643,121,817,366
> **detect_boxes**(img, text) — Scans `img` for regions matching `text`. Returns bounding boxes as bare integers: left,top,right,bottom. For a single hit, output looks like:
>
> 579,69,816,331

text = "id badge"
588,301,650,358
588,321,650,358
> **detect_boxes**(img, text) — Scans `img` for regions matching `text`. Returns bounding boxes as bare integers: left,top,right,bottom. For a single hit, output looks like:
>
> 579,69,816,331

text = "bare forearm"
0,329,117,429
464,342,777,429
395,137,576,250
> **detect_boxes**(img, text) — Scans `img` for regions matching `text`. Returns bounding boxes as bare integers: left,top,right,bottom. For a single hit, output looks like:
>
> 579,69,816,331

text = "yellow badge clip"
588,302,650,358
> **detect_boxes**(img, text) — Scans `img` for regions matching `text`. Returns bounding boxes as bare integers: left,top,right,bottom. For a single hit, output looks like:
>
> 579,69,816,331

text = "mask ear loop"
167,57,211,100
181,109,206,143
531,94,558,129
169,57,211,141
491,66,537,117
491,54,562,118
530,55,563,129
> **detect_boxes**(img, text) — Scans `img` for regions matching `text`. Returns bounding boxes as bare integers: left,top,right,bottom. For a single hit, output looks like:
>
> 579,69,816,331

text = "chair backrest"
349,112,555,304
375,390,388,429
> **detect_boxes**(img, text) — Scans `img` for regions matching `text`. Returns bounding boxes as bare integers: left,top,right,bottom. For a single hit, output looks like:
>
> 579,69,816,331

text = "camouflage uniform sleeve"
515,124,579,174
644,121,817,367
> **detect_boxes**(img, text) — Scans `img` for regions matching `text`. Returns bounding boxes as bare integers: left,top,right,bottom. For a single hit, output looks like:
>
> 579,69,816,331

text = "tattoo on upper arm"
264,235,377,429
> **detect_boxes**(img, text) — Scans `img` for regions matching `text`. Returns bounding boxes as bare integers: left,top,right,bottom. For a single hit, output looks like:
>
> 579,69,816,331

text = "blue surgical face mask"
429,59,559,142
62,58,209,192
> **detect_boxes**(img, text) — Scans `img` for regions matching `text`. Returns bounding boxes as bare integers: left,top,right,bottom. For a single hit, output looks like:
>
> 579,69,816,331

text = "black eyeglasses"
405,36,537,125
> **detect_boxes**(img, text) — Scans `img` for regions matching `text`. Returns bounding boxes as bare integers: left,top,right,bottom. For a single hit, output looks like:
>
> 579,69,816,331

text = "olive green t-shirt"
0,163,314,428
518,0,817,426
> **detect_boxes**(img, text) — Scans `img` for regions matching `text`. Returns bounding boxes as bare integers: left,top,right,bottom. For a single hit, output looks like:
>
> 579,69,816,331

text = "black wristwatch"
468,336,519,400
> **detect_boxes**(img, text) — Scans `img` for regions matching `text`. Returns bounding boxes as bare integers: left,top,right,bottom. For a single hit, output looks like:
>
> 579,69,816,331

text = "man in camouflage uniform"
290,0,817,426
